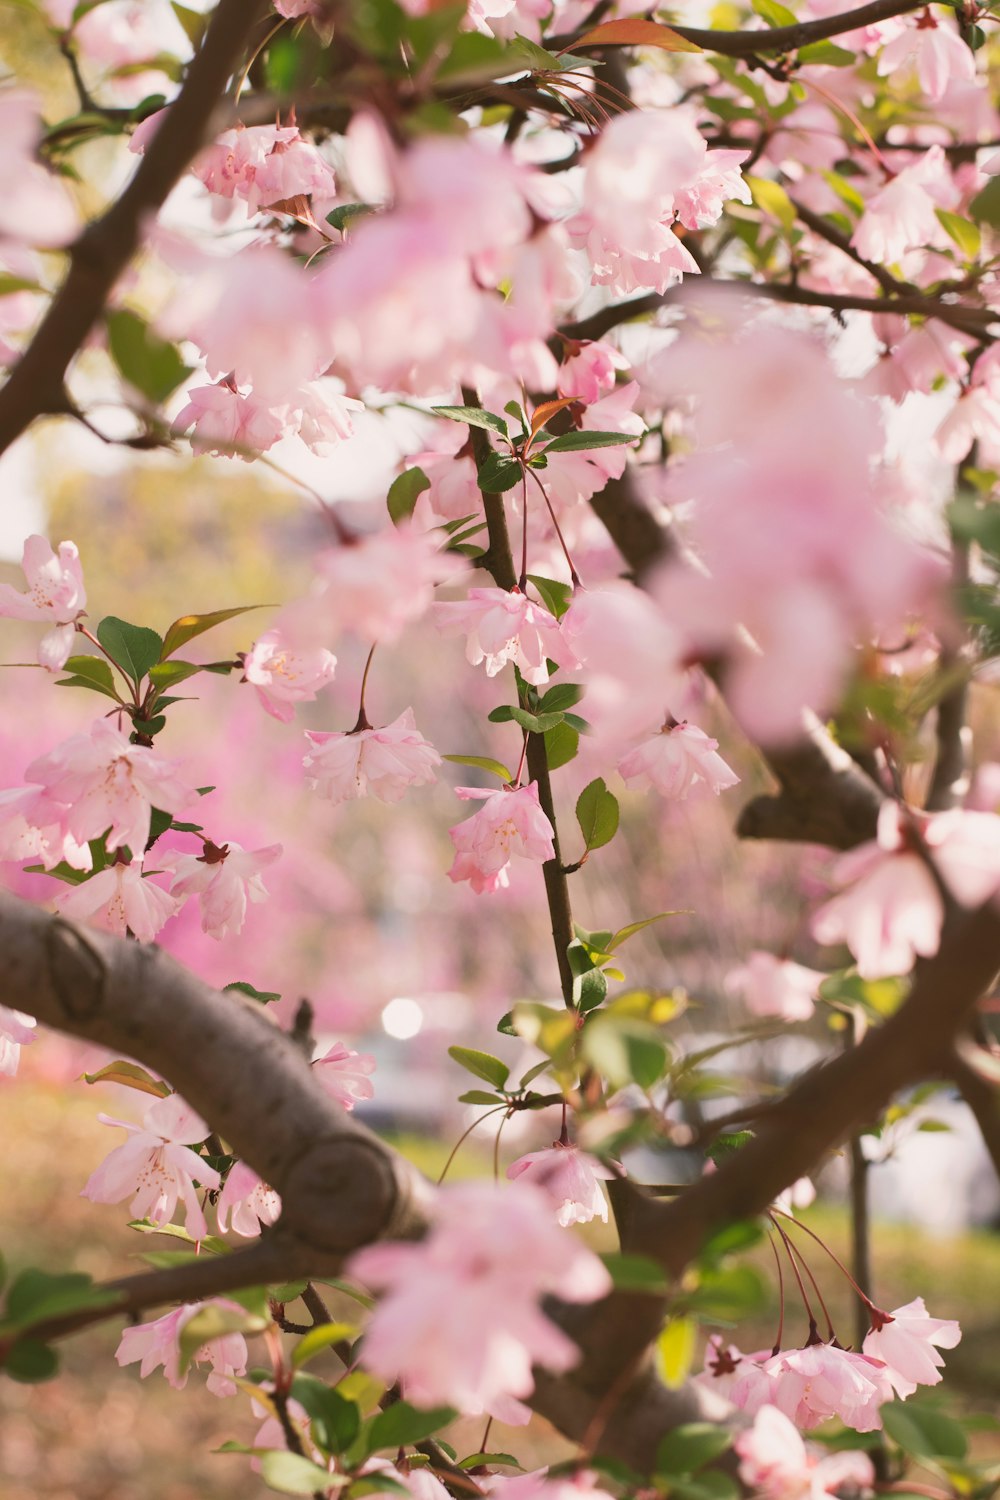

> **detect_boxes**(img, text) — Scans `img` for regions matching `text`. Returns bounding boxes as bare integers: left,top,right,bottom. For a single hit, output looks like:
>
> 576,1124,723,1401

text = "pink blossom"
313,1041,376,1110
764,1344,894,1432
863,1298,961,1397
115,1299,249,1398
192,122,337,217
307,524,458,646
697,1338,776,1411
57,858,181,943
434,587,571,686
0,92,77,249
82,1092,220,1240
27,718,195,855
0,534,86,671
73,0,189,69
490,1473,617,1500
448,783,555,895
304,709,441,805
618,722,739,801
507,1143,613,1227
158,840,282,940
0,1005,36,1077
675,148,753,231
173,380,287,457
851,147,959,264
0,784,92,871
725,952,825,1022
349,1180,612,1414
557,340,627,404
877,13,975,102
216,1160,282,1238
241,628,337,723
736,1403,875,1500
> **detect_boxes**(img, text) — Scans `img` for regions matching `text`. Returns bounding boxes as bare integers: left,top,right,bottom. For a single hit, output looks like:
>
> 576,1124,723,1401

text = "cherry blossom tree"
0,0,999,1496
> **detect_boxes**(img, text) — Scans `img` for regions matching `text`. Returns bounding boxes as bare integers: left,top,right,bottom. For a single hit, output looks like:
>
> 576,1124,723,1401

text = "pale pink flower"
158,840,282,940
116,1299,249,1398
27,718,195,855
216,1160,282,1238
193,122,337,217
675,148,753,231
73,0,189,69
618,722,739,801
490,1472,617,1500
697,1338,776,1411
507,1144,613,1227
863,1298,961,1398
539,382,645,510
57,858,180,943
308,524,458,646
173,380,287,457
557,340,627,404
877,13,975,102
0,534,86,671
0,1005,36,1077
0,784,92,871
448,783,555,895
851,146,959,264
725,952,825,1022
313,1041,376,1110
763,1344,894,1432
304,709,441,805
349,1180,611,1414
0,92,77,249
736,1403,875,1500
434,587,571,686
242,628,337,723
83,1093,220,1240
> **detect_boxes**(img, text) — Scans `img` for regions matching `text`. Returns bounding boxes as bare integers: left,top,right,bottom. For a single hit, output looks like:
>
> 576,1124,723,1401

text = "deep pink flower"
507,1144,613,1227
159,840,282,940
115,1299,249,1398
435,587,571,686
82,1093,220,1240
349,1180,611,1414
313,1041,376,1110
863,1297,961,1397
216,1160,282,1238
448,783,555,895
304,709,440,805
618,722,739,801
0,534,86,671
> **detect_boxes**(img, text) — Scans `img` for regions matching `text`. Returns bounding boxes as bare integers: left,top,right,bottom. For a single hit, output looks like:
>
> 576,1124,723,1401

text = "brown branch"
791,199,910,300
0,0,269,458
550,0,924,58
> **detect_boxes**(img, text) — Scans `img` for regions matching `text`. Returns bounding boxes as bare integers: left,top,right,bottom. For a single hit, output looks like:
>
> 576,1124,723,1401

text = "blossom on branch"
448,782,555,894
736,1403,875,1500
618,721,739,801
313,1041,376,1109
0,534,86,671
241,629,337,723
507,1143,613,1227
57,857,180,943
158,840,282,940
82,1093,219,1240
304,709,441,805
434,587,571,685
216,1161,282,1238
863,1297,962,1397
115,1300,249,1398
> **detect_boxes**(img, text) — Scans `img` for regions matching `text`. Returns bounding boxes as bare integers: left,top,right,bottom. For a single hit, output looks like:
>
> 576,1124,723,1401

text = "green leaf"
656,1316,697,1389
686,1265,766,1321
458,1090,504,1105
3,1270,119,1330
537,682,583,713
225,981,282,1004
3,1340,59,1383
289,1372,361,1453
387,467,430,525
171,2,208,47
576,777,620,851
669,1474,739,1500
147,659,203,690
436,30,512,84
745,174,797,232
575,966,609,1013
271,1280,310,1303
544,721,579,770
106,308,190,404
259,1449,345,1494
657,1424,733,1477
432,404,508,437
492,705,565,734
82,1060,170,1098
55,655,119,700
583,1016,668,1089
326,202,377,234
477,451,523,493
542,429,638,453
160,606,262,660
131,715,166,737
600,1252,669,1294
368,1402,457,1453
969,175,1000,229
525,574,573,619
752,0,798,23
177,1301,269,1377
349,1478,410,1499
441,753,513,782
608,912,682,951
457,1453,522,1470
95,617,163,684
881,1402,968,1460
448,1046,509,1090
497,1010,517,1036
797,39,855,64
935,208,981,260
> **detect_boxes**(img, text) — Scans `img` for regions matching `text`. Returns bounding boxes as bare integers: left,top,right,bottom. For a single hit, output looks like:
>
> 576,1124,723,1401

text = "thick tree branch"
0,0,269,458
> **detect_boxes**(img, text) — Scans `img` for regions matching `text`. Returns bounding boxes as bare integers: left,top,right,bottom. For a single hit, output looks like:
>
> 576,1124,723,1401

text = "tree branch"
0,0,269,458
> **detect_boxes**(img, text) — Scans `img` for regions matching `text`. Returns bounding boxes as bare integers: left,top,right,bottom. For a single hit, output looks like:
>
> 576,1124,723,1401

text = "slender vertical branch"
926,537,971,813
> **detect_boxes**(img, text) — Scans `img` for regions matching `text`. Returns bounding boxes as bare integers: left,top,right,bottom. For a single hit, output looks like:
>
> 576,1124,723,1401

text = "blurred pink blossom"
116,1299,248,1398
736,1403,875,1499
0,1004,36,1077
242,628,337,723
0,534,86,671
725,952,825,1022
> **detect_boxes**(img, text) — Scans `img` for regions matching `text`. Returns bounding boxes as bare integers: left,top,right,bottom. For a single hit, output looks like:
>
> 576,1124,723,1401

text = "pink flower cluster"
737,1404,875,1500
349,1179,611,1415
116,1299,249,1398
